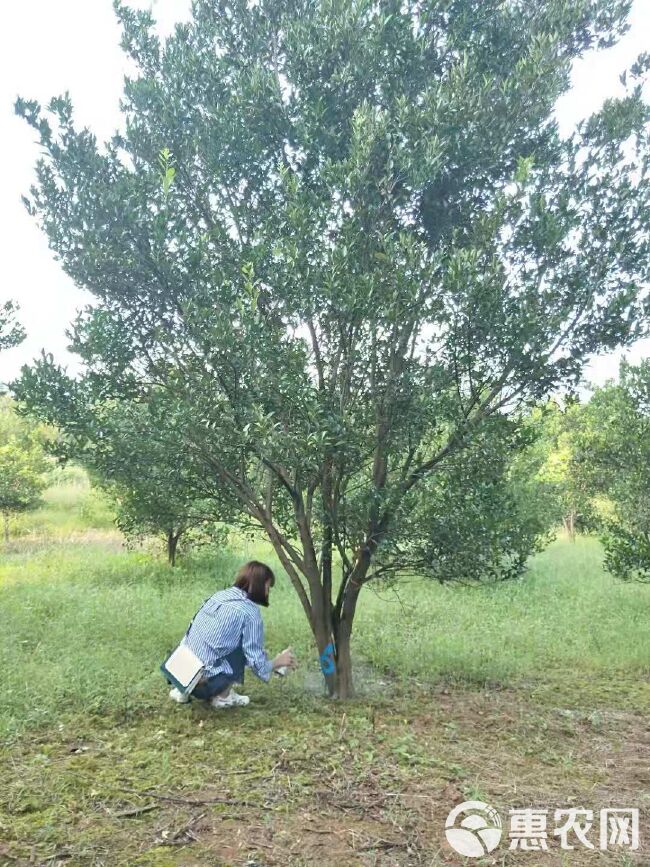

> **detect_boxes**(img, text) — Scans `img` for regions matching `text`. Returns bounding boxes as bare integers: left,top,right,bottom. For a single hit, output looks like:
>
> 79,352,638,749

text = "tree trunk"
334,625,354,700
313,619,354,699
258,498,373,700
564,510,576,542
313,566,364,699
312,612,338,697
3,512,9,544
167,530,180,566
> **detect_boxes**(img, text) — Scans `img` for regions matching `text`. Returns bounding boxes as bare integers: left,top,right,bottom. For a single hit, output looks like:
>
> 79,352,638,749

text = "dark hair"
234,560,275,606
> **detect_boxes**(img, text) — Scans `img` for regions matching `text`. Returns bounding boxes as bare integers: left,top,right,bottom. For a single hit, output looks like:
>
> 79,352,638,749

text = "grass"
359,537,650,687
8,469,116,540
1,481,649,865
1,522,648,740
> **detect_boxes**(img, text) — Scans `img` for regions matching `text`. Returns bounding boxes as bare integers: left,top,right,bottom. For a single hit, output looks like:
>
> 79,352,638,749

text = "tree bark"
321,456,334,635
167,530,180,566
334,621,354,699
228,457,378,699
314,619,339,698
310,611,353,699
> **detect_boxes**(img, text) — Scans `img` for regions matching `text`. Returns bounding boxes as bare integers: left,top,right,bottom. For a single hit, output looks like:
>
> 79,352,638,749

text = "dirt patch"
172,687,649,865
1,681,648,866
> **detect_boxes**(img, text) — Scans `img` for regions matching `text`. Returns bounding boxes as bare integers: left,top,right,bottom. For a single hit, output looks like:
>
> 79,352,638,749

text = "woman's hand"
273,647,297,671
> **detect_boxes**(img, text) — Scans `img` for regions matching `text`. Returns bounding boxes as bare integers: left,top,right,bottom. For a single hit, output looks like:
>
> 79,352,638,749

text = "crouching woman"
169,560,296,709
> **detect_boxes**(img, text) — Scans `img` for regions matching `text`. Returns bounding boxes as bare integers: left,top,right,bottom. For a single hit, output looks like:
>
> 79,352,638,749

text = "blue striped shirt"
181,586,273,682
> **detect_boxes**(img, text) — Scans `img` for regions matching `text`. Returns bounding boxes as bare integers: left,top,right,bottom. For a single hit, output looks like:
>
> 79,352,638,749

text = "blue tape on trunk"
320,642,335,675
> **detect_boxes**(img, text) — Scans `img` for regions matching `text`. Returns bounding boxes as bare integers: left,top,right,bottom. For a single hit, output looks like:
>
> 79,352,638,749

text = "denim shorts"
191,643,245,701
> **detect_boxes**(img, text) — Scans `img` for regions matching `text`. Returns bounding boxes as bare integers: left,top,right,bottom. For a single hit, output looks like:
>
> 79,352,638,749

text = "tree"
76,401,226,566
14,371,225,565
0,397,49,542
1,301,26,394
16,0,650,696
0,301,25,354
376,412,557,585
574,360,650,582
113,483,213,567
519,400,595,540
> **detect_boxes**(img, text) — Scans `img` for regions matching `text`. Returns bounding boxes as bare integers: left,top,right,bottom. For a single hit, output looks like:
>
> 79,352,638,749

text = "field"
1,480,649,866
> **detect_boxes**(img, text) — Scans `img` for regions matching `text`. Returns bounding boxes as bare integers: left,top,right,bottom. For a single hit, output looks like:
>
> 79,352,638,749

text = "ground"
1,672,647,866
0,479,648,865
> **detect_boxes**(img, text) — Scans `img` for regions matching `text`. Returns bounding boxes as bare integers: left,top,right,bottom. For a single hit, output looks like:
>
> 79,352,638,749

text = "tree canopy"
15,0,650,695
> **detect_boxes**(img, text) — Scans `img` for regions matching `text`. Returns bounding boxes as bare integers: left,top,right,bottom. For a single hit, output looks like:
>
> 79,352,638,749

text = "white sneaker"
210,689,250,709
169,686,190,704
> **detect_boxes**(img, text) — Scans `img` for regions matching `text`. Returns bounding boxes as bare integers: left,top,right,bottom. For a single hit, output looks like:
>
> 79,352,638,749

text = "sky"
1,0,649,390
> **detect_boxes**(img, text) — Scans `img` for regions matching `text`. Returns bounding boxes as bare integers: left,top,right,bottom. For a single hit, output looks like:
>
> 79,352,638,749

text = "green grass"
1,493,649,739
359,535,650,685
0,541,322,740
1,483,649,865
9,472,116,539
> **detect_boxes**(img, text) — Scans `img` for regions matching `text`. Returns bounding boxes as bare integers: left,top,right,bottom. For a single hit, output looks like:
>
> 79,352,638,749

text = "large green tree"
16,0,650,695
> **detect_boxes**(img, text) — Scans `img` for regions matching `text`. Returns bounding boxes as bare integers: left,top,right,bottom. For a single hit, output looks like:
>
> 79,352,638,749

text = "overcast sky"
1,0,649,390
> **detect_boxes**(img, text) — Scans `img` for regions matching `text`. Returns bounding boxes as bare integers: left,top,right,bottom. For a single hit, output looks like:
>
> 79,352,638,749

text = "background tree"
1,301,26,395
111,483,214,567
0,301,25,355
0,397,49,542
375,412,558,585
517,400,595,540
16,0,650,696
573,360,650,582
15,369,227,565
83,406,226,566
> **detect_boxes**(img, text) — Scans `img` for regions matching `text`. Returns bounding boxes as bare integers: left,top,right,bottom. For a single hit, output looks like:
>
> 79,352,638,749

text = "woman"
169,560,297,709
